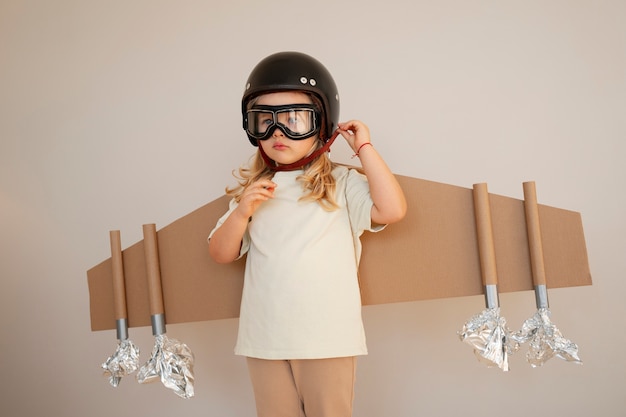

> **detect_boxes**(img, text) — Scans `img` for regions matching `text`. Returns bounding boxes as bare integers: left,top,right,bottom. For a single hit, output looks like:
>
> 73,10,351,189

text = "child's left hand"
336,120,371,154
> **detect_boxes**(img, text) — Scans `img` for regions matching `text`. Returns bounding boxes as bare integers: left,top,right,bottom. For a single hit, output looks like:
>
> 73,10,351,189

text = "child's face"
255,91,319,166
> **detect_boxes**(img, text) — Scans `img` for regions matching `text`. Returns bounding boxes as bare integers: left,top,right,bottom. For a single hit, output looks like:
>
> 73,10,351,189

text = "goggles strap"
258,130,339,172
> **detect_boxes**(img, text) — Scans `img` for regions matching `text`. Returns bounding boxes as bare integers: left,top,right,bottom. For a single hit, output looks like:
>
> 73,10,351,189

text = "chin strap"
258,130,340,172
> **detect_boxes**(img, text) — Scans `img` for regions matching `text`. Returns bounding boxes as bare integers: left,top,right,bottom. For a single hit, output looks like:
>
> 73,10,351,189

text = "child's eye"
250,112,275,133
283,111,303,126
257,114,274,126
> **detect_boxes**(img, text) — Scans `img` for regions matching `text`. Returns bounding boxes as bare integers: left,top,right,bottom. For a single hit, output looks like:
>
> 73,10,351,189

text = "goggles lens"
246,104,319,140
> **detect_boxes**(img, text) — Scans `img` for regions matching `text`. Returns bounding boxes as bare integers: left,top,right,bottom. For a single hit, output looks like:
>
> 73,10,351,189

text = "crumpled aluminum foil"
458,307,517,371
102,339,141,387
137,334,195,399
510,307,582,367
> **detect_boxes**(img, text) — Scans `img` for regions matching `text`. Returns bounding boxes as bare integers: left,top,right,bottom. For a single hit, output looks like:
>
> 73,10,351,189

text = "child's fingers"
337,120,371,150
253,178,277,191
337,120,366,134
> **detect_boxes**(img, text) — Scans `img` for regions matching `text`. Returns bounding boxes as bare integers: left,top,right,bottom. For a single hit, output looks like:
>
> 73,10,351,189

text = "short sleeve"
344,168,386,235
207,198,250,259
341,167,386,264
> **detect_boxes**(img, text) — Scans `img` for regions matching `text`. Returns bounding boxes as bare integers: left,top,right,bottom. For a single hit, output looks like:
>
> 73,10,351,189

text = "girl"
208,51,406,417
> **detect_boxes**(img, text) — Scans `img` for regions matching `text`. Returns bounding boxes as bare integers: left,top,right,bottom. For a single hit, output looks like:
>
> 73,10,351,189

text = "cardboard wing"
87,175,591,331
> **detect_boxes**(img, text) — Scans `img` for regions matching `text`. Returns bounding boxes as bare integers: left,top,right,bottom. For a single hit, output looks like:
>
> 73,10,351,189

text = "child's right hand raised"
235,178,277,219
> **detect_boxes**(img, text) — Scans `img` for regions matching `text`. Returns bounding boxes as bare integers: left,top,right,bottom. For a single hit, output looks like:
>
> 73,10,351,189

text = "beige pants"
246,356,357,417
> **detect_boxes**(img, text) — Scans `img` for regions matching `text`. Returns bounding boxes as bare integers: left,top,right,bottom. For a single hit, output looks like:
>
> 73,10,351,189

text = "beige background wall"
1,0,625,416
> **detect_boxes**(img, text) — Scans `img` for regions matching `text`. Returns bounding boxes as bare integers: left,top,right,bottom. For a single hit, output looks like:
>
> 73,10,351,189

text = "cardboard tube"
142,224,165,316
110,230,127,320
110,230,129,340
523,181,547,287
523,181,550,308
472,183,499,287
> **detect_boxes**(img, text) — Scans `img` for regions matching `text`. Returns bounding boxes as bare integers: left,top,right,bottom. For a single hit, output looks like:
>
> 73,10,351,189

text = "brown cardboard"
87,175,592,331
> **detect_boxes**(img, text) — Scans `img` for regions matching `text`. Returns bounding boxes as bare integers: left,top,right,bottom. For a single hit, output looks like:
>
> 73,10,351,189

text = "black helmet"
242,51,340,146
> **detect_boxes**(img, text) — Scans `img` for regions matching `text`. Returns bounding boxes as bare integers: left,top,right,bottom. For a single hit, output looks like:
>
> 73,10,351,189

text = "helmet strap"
258,130,339,172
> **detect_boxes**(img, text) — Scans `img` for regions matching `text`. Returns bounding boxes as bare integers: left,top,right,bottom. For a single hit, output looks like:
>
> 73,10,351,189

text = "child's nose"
272,127,284,138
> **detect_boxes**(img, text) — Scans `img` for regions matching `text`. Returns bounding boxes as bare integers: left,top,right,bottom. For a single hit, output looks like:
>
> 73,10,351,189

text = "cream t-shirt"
209,165,383,359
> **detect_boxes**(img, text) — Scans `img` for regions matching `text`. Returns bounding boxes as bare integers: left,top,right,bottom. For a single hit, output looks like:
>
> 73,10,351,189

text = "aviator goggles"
245,104,321,141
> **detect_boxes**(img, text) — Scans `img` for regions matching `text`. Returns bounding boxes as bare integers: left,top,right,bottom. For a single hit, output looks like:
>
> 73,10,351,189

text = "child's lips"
273,143,288,150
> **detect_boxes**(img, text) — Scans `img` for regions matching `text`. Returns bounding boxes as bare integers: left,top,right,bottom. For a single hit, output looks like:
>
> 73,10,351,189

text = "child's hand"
337,120,371,154
235,178,277,219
